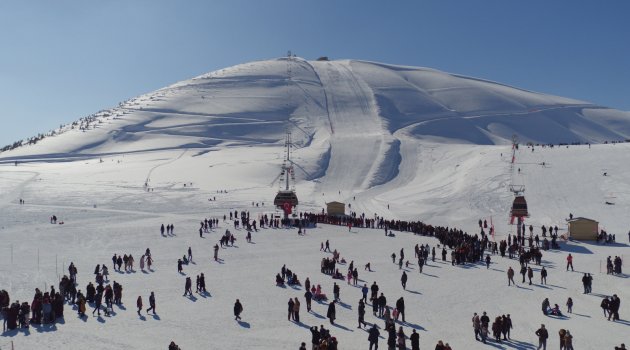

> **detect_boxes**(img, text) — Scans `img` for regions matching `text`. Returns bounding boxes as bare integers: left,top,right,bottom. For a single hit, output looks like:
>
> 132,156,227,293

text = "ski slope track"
0,57,630,349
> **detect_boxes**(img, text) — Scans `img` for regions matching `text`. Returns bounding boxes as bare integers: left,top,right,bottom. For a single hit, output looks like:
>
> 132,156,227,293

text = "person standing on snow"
535,324,548,350
368,324,380,350
472,312,481,341
234,299,243,320
507,267,515,286
293,297,300,322
146,292,156,314
136,295,143,315
304,289,312,312
401,271,408,290
395,297,405,322
327,300,336,324
183,277,192,296
288,298,295,321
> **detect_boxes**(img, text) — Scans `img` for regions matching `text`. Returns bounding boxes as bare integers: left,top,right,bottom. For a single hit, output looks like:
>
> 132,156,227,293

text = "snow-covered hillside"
0,58,629,349
1,141,629,349
2,58,630,192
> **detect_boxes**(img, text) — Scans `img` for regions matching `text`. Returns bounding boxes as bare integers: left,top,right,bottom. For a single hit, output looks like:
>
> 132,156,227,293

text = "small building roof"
567,217,598,223
326,201,345,206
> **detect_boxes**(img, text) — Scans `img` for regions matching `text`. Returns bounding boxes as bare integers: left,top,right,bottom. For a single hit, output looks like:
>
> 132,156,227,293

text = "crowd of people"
2,205,627,349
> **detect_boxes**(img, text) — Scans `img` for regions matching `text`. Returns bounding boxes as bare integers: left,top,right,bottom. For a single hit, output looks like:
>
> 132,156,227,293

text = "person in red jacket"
566,254,574,271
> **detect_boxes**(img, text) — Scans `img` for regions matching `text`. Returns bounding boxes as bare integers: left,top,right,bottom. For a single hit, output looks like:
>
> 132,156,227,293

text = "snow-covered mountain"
2,58,629,153
3,57,629,193
1,58,629,349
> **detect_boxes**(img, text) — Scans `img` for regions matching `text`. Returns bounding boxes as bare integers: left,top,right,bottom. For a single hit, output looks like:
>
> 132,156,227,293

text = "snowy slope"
0,142,629,350
0,58,629,349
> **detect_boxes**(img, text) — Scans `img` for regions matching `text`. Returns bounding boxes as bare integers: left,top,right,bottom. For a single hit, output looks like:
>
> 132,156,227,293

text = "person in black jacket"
358,299,366,328
502,314,512,340
401,272,408,290
304,290,312,312
327,300,336,324
396,297,406,322
310,326,321,348
535,324,548,350
234,299,243,320
480,311,490,328
387,325,396,349
368,324,380,350
609,294,621,321
410,329,419,350
288,298,295,321
378,293,387,317
370,282,379,302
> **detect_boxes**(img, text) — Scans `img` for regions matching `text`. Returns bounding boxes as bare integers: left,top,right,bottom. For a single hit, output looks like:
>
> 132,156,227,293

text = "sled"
313,293,328,301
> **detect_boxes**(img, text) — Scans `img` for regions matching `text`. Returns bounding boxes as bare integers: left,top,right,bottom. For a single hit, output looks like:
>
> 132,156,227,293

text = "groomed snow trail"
310,61,391,194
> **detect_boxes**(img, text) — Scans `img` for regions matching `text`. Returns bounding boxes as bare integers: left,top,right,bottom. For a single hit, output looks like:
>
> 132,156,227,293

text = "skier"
214,244,219,261
566,254,574,271
485,254,491,269
541,267,548,284
566,297,573,314
527,267,534,285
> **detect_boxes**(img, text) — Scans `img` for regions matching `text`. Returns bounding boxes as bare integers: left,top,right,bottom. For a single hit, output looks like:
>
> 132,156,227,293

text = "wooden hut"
326,201,345,216
567,217,598,240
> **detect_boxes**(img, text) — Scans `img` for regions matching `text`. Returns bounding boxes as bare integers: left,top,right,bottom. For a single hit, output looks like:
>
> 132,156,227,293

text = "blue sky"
0,0,628,146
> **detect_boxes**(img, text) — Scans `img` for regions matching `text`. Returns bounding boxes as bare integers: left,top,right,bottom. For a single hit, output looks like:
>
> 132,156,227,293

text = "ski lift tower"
509,184,529,235
274,131,299,219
